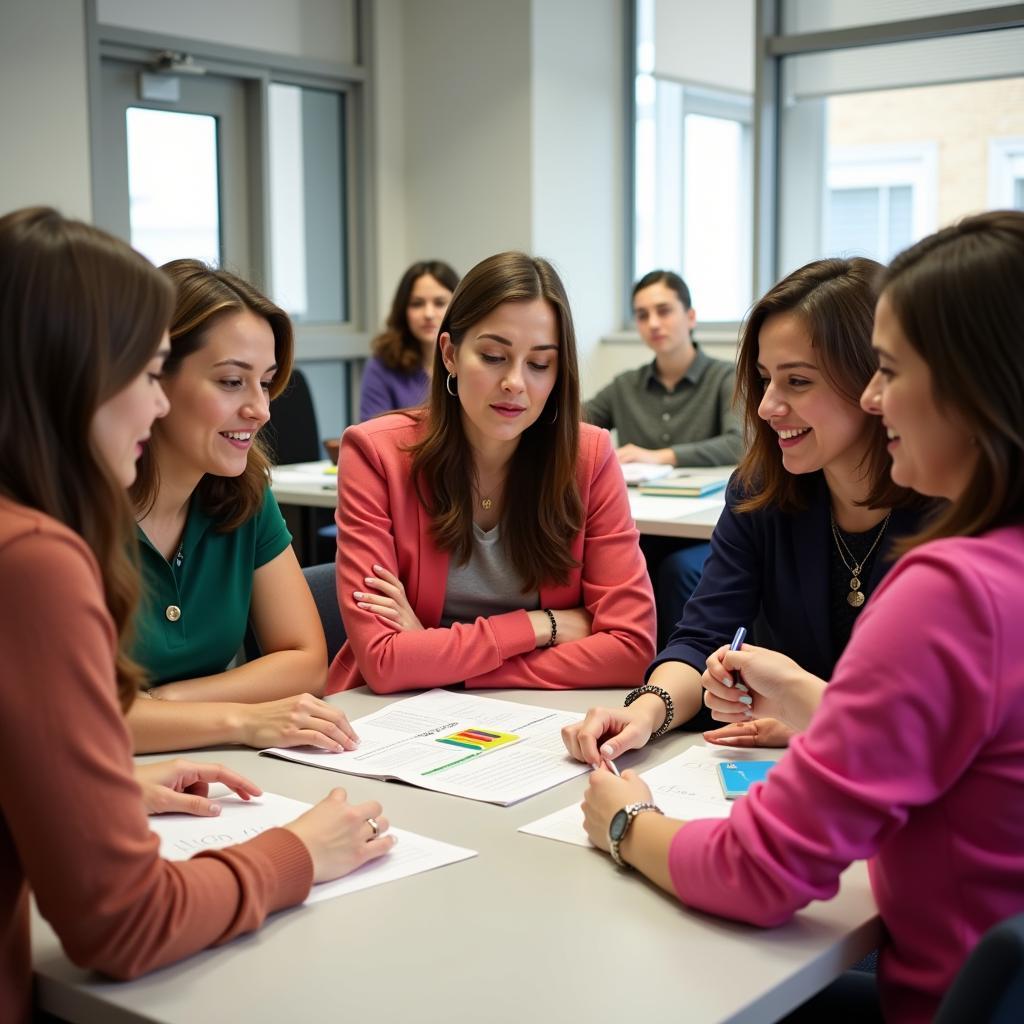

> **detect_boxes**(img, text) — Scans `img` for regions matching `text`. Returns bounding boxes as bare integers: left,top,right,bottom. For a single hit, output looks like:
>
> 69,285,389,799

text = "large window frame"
84,0,375,367
755,1,1024,292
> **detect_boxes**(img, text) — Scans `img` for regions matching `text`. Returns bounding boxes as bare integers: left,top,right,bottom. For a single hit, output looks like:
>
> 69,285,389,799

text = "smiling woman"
329,251,656,694
125,262,354,757
564,256,931,767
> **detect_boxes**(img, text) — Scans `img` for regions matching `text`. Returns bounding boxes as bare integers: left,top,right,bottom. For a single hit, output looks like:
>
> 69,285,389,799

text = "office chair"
301,562,347,662
265,368,337,563
265,368,321,465
242,562,346,664
934,912,1024,1024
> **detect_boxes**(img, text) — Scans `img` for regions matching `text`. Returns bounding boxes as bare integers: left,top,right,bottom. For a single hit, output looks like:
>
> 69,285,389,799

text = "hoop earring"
446,373,458,397
548,405,558,425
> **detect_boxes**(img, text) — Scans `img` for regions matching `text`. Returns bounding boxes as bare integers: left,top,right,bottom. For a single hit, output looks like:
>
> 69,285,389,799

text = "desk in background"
271,460,728,543
33,687,880,1024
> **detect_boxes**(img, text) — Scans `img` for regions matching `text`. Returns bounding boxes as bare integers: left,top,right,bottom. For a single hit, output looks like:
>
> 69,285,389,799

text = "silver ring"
366,816,379,837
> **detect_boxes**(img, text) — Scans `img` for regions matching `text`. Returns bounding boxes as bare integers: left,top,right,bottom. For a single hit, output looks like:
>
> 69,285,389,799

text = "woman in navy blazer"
564,256,929,759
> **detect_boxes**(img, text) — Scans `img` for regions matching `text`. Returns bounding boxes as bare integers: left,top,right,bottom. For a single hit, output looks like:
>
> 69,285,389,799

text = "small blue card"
716,760,775,799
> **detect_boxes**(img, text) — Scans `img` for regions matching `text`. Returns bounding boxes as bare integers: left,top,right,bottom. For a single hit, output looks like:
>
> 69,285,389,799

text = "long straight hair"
409,252,583,590
734,257,915,514
130,260,294,531
0,207,174,710
883,210,1024,551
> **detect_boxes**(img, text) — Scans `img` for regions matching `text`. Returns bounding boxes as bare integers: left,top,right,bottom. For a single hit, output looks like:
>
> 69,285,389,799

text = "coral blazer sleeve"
0,523,311,991
328,418,654,693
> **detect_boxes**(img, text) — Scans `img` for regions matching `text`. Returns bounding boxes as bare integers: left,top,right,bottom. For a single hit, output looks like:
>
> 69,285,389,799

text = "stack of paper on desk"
262,690,589,806
149,789,476,902
519,746,782,848
637,469,732,497
619,462,675,486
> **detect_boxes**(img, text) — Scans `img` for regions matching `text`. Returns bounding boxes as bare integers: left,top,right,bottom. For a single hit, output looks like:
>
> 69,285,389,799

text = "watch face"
609,808,630,842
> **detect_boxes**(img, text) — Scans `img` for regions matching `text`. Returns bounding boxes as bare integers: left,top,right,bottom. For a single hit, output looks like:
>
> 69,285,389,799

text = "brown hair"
882,209,1024,550
734,256,914,514
409,251,583,590
0,207,174,710
372,260,460,374
130,260,294,531
632,269,692,309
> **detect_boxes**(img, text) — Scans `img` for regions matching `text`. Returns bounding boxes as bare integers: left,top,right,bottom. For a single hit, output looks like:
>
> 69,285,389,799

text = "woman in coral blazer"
328,252,656,694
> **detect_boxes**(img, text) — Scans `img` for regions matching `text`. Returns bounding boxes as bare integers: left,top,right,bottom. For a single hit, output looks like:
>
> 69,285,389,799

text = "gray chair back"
302,562,346,662
934,912,1024,1024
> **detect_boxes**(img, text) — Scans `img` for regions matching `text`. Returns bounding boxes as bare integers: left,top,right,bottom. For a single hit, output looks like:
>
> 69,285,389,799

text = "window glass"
125,107,220,267
633,0,754,321
268,83,348,324
779,29,1024,272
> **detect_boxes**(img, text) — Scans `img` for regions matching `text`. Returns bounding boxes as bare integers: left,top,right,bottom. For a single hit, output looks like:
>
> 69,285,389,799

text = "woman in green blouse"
127,261,355,755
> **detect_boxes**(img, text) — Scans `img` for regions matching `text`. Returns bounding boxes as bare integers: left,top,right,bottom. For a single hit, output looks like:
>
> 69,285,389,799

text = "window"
125,107,220,268
631,0,754,323
775,13,1024,276
825,144,937,263
989,137,1024,210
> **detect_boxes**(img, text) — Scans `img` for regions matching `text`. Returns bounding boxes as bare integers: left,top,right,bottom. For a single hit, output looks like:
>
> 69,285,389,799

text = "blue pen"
729,625,747,689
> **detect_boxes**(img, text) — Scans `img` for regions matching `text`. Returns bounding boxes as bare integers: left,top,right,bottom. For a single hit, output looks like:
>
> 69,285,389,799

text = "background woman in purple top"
359,260,459,420
577,210,1024,1023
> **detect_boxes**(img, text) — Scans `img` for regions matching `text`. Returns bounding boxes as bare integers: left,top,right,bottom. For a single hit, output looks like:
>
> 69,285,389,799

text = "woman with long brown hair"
126,260,355,754
564,256,927,763
329,251,655,693
0,208,392,1023
359,259,459,420
579,211,1024,1024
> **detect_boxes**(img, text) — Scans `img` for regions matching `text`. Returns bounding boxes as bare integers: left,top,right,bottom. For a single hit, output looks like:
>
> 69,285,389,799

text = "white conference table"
33,688,881,1024
270,461,727,541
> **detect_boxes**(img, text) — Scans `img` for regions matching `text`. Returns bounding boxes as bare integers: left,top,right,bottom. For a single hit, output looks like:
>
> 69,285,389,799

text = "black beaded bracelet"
542,608,557,648
624,684,675,738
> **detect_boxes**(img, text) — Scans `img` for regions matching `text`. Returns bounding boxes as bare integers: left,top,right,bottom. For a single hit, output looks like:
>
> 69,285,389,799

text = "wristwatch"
608,802,663,868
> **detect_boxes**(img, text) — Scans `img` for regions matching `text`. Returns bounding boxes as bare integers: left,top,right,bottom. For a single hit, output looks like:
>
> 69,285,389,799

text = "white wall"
400,0,533,275
531,0,625,396
0,0,92,219
654,0,754,94
96,0,358,65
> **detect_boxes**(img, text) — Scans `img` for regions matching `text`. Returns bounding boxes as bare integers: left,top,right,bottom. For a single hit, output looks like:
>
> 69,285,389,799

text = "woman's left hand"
354,564,424,632
135,759,262,817
581,766,653,852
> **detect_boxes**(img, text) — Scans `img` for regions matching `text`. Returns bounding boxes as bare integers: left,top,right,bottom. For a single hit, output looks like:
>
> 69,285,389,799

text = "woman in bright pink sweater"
579,210,1024,1023
328,252,655,694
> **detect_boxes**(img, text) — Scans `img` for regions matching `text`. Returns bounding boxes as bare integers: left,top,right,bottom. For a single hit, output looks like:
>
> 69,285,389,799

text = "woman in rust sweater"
0,208,394,1023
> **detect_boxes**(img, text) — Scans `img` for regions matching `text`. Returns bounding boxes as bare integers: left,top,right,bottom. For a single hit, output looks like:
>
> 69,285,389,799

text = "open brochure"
519,746,783,848
149,788,476,902
262,690,588,806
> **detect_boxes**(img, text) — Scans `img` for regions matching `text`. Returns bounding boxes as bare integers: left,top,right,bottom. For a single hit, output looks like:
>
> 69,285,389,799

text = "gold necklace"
475,481,500,511
830,512,891,607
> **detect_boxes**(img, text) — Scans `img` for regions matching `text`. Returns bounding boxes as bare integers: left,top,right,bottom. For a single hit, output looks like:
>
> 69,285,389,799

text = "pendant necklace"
830,512,891,608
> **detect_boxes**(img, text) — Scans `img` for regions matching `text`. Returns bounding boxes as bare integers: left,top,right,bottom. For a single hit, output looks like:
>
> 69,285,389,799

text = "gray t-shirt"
440,522,539,627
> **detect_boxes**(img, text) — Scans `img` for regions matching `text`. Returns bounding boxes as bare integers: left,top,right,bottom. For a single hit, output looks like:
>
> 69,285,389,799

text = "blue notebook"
716,760,775,799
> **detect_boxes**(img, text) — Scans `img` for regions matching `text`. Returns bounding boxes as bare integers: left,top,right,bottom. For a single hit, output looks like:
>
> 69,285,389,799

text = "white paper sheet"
262,690,588,806
149,789,476,902
620,462,675,485
519,745,783,848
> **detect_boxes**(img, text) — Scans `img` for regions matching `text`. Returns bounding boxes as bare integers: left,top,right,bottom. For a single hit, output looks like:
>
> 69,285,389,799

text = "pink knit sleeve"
667,546,997,926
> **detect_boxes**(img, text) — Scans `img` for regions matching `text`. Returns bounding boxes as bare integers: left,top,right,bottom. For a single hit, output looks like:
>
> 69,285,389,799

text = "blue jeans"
639,537,711,648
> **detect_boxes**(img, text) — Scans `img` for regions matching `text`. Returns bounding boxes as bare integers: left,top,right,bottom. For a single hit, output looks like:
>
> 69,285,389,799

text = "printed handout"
262,690,588,806
149,788,476,902
519,745,784,848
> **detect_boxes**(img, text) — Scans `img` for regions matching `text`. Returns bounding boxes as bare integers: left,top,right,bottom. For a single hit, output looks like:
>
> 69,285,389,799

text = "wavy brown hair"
734,257,916,515
130,260,294,531
372,260,460,373
0,207,174,710
882,210,1024,551
409,252,583,590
